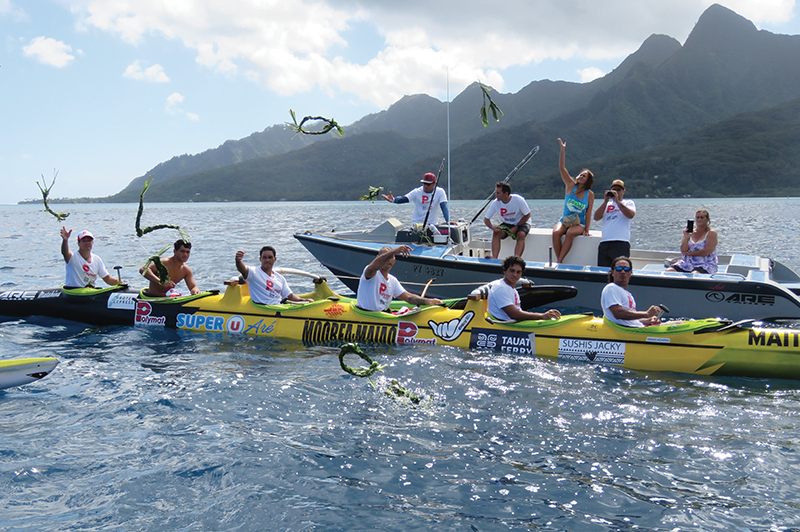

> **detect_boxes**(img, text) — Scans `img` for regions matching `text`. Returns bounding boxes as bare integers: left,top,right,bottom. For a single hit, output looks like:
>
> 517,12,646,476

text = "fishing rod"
420,157,446,232
468,145,540,225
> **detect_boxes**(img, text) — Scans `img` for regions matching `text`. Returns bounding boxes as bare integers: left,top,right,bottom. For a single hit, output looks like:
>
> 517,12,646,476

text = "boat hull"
0,357,59,390
0,286,139,326
295,232,800,322
133,282,800,381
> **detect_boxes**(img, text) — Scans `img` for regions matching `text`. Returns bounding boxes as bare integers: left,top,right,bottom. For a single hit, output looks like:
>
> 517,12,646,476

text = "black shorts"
597,240,631,267
499,222,531,239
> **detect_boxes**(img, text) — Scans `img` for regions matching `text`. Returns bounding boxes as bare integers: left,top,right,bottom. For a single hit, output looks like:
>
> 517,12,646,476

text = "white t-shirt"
65,252,110,287
356,267,406,312
600,199,636,243
601,282,644,327
406,186,448,226
244,266,292,305
487,280,520,321
484,194,531,226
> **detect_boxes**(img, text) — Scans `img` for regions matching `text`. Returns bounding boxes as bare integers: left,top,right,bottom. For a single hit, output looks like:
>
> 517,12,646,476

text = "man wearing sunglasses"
601,257,662,327
381,172,450,233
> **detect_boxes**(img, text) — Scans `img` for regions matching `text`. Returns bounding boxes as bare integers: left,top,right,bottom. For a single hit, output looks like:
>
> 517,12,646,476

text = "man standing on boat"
61,227,122,288
381,172,450,233
357,245,443,312
593,179,636,267
488,256,561,321
141,239,201,297
602,256,661,327
483,183,532,259
234,246,312,305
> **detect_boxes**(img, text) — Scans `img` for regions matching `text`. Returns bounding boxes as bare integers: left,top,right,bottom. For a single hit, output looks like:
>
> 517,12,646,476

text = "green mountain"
88,3,800,203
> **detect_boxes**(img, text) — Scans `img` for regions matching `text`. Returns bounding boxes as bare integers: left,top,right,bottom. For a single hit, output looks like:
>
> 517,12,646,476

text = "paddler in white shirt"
60,227,121,288
487,256,561,321
381,172,450,233
356,245,443,312
235,246,312,305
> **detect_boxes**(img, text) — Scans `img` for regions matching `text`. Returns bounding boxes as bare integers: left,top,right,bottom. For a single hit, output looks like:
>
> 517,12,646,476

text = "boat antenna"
468,145,540,225
421,157,446,237
446,67,451,244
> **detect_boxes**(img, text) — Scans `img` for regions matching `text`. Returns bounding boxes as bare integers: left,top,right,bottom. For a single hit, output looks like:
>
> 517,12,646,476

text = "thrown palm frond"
36,170,70,221
135,176,189,241
479,83,504,127
359,186,384,202
285,109,345,136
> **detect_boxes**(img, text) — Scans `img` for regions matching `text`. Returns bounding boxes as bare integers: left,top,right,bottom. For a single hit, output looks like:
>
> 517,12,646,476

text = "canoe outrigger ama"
0,357,59,391
132,270,800,381
294,218,800,322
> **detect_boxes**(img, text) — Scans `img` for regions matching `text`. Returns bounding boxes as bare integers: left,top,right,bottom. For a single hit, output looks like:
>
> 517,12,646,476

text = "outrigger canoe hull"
133,280,800,381
0,286,139,326
0,357,59,391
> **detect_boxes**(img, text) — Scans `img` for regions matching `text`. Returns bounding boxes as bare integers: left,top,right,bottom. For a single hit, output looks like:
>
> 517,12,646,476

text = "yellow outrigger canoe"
133,275,800,381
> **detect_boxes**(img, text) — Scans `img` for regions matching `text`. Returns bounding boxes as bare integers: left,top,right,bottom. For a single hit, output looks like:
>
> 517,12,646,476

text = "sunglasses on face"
614,265,632,272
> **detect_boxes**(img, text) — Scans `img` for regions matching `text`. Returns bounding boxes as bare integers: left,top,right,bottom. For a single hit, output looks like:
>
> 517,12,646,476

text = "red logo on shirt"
379,282,388,296
500,208,508,217
83,264,90,273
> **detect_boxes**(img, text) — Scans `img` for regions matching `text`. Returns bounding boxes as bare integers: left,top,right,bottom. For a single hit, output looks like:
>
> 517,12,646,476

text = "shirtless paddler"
141,239,201,297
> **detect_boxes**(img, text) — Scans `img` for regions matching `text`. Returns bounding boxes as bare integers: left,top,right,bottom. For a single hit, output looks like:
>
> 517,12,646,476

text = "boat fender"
338,343,386,377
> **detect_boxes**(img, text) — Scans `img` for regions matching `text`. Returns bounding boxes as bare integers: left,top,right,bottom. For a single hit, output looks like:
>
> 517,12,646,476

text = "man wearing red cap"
60,227,121,288
381,172,450,232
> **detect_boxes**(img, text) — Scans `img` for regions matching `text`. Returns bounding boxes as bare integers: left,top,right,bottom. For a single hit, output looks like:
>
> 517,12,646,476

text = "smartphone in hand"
686,219,694,232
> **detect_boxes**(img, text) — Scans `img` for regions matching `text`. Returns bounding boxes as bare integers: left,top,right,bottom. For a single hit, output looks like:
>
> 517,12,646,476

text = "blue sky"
2,0,799,204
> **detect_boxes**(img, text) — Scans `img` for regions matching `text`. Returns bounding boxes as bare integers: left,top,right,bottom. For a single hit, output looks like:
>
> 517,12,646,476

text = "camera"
605,190,614,199
686,219,694,232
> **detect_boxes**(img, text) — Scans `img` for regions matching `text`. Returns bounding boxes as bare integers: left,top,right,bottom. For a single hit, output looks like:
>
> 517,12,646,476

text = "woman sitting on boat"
602,256,662,327
552,138,594,263
666,209,718,275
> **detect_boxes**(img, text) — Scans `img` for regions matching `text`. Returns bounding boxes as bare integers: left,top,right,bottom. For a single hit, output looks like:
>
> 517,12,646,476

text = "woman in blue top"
552,138,595,263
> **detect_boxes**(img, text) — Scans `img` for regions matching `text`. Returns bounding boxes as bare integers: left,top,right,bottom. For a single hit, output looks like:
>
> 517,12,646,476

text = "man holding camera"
593,179,636,267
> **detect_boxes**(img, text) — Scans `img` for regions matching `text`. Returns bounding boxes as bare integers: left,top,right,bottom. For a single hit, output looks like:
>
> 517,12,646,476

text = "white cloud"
166,92,184,109
67,0,799,107
22,36,76,67
721,0,795,24
165,92,198,120
124,60,170,82
578,67,605,83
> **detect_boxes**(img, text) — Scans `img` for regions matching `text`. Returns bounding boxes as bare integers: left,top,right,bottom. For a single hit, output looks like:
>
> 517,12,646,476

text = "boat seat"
556,264,585,271
641,263,666,272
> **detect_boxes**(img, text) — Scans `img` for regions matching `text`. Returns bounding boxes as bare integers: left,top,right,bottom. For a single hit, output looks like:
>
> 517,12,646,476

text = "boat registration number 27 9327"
411,264,445,278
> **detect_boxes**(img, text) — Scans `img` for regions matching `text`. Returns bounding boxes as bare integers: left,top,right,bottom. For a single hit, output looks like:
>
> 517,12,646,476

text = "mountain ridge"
54,3,800,204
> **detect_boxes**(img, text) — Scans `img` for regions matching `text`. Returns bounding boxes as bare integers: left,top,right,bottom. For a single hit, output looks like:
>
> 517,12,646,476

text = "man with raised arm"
382,172,450,232
60,227,121,288
235,246,312,305
356,245,443,312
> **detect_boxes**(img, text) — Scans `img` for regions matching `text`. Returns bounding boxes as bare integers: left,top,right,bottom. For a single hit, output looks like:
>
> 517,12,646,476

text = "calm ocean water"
2,198,800,531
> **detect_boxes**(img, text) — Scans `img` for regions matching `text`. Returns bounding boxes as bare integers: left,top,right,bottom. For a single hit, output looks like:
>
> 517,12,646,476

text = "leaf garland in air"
359,186,384,202
479,82,504,127
135,176,189,240
36,170,70,222
285,109,345,136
